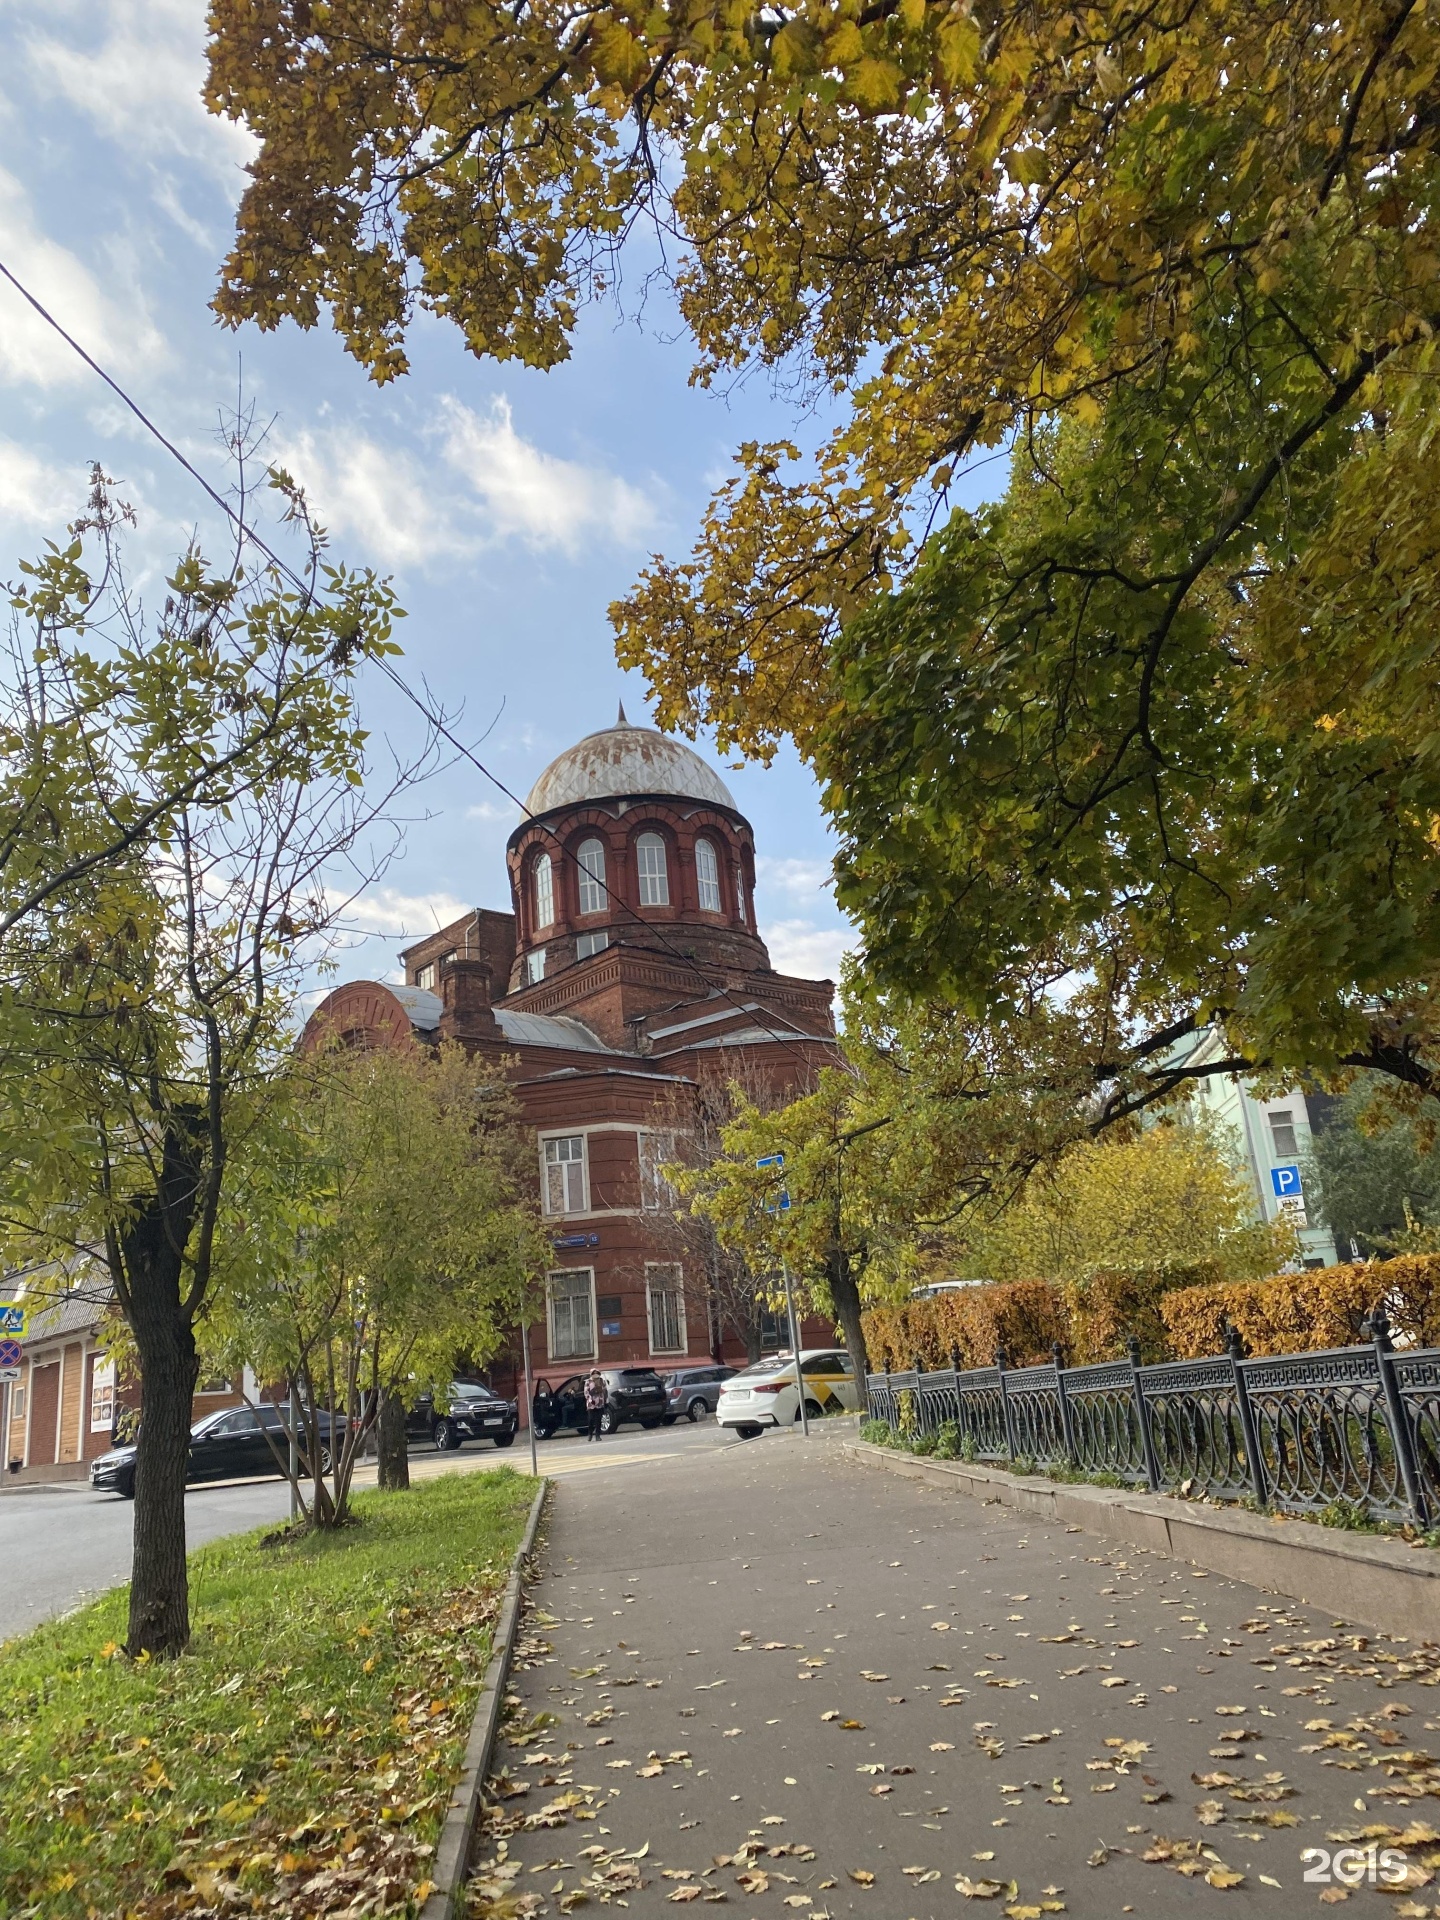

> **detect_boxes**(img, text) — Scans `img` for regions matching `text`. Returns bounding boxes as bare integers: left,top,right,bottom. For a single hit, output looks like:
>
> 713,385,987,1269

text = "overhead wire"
0,253,833,1073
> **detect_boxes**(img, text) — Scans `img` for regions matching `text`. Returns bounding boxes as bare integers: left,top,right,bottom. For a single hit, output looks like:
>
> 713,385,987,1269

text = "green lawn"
0,1469,538,1919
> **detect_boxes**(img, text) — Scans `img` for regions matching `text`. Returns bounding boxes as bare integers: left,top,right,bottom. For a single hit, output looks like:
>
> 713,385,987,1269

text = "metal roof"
493,1008,620,1053
524,712,737,815
389,983,444,1029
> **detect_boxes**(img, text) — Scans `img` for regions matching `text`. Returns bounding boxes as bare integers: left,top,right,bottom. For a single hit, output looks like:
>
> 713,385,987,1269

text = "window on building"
576,930,608,960
647,1265,686,1354
759,1306,785,1350
526,948,546,985
696,837,721,912
636,832,670,906
533,852,555,929
597,1294,623,1337
543,1134,587,1214
548,1269,595,1361
577,837,606,915
1268,1109,1300,1158
10,1382,24,1419
735,866,746,924
415,962,436,990
639,1130,678,1211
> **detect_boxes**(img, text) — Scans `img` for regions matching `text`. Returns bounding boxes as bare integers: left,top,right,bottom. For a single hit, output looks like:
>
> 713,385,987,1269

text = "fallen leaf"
1205,1866,1244,1889
930,1742,955,1752
847,1869,875,1886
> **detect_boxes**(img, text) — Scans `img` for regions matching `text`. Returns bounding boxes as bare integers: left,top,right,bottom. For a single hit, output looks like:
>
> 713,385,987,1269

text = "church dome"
525,708,737,816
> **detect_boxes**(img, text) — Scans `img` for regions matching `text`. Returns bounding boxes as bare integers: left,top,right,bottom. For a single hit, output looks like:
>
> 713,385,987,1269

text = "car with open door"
531,1368,668,1437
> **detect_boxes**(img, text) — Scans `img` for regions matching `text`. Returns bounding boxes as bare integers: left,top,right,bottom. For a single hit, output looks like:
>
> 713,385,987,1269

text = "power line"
0,253,833,1073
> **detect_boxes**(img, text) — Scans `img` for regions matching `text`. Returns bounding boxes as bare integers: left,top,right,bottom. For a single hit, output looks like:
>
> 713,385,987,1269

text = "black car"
89,1403,341,1499
532,1367,668,1438
406,1379,519,1451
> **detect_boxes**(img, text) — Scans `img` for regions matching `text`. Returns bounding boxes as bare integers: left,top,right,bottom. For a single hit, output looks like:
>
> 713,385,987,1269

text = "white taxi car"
716,1348,861,1437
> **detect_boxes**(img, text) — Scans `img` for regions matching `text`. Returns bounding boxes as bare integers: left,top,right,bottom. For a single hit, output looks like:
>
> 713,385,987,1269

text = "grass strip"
0,1467,538,1919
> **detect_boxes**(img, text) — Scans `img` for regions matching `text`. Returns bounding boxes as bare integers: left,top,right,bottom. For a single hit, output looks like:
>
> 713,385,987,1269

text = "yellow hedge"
1161,1254,1440,1358
865,1253,1440,1374
863,1280,1067,1373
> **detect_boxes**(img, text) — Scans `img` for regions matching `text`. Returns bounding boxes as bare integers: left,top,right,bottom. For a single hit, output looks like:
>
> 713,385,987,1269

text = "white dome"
525,710,737,815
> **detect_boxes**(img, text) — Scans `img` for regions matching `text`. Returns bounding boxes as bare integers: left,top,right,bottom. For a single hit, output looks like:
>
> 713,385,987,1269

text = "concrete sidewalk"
478,1428,1440,1917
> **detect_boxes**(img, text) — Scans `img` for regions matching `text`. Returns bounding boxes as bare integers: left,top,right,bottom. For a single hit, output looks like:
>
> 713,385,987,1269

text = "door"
28,1362,60,1466
800,1353,858,1412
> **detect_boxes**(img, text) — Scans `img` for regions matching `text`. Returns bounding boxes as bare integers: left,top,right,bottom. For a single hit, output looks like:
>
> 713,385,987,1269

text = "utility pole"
758,1153,808,1439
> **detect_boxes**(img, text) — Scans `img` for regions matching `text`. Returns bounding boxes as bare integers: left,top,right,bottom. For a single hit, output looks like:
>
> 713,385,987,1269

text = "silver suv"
661,1364,736,1424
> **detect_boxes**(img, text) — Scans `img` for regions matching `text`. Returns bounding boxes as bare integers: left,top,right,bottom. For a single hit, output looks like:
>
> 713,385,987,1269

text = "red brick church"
305,711,839,1396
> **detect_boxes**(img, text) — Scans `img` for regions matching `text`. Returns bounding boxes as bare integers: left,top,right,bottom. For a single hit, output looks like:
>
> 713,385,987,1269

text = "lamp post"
757,1153,808,1439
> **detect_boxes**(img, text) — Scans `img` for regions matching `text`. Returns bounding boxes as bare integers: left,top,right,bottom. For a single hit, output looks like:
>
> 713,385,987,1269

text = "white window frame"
636,832,670,907
646,1263,687,1356
526,947,546,985
695,837,722,913
533,851,555,929
638,1130,678,1212
735,865,746,924
576,930,608,959
415,962,436,991
1267,1108,1300,1159
547,1268,597,1362
577,837,607,915
542,1133,588,1215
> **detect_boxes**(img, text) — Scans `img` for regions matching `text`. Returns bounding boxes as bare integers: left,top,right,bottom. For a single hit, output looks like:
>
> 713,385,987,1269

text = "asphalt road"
486,1429,1440,1917
0,1416,730,1645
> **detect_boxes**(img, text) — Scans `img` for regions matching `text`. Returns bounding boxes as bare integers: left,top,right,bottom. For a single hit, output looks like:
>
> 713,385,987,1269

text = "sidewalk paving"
478,1429,1440,1917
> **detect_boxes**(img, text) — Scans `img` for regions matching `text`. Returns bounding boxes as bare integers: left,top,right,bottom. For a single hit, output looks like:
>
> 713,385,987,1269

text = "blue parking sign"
1270,1164,1303,1198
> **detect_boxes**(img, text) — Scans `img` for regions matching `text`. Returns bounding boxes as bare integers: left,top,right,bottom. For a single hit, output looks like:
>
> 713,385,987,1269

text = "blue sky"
0,0,865,989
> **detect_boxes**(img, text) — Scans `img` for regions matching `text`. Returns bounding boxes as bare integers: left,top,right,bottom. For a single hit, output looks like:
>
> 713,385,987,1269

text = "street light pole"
521,1309,539,1479
781,1254,809,1439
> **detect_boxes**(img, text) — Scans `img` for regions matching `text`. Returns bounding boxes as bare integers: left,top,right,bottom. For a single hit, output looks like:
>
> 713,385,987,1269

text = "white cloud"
755,854,836,904
464,798,522,825
22,0,256,188
0,168,167,388
338,887,473,940
0,440,84,535
277,396,660,571
761,917,856,982
439,396,658,553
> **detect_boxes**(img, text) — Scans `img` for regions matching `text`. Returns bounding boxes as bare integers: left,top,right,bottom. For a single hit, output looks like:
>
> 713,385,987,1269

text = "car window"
801,1354,846,1375
453,1381,499,1401
618,1369,659,1382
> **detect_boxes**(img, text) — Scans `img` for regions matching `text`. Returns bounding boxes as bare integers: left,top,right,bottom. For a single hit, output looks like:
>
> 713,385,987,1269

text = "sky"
0,0,869,992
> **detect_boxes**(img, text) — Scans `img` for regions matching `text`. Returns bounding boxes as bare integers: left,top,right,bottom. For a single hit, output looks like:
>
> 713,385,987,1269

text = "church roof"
524,707,737,816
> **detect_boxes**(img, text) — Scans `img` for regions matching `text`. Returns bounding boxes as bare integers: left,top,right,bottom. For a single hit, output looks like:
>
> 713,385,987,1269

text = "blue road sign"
0,1304,24,1337
1270,1164,1303,1198
0,1338,20,1369
756,1153,785,1170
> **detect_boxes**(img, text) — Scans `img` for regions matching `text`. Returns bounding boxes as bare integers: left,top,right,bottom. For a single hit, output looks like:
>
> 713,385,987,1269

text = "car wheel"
734,1423,763,1440
599,1408,617,1434
318,1444,333,1475
433,1419,462,1452
794,1400,824,1423
492,1431,516,1448
118,1476,136,1499
686,1399,707,1423
640,1416,662,1430
662,1413,677,1425
534,1424,556,1441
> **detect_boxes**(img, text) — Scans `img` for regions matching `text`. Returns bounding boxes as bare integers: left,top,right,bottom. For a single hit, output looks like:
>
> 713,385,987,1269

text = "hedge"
861,1252,1440,1370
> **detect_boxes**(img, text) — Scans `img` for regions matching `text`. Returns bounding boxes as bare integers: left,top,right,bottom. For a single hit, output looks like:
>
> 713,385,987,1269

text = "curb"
842,1440,1440,1641
419,1477,549,1920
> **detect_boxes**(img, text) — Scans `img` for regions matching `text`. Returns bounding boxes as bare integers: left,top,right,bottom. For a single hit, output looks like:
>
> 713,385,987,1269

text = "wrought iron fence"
864,1310,1438,1528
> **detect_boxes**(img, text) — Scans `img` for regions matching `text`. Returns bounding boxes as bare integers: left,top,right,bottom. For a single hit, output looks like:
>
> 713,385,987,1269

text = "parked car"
89,1403,343,1499
406,1379,519,1451
660,1364,737,1423
716,1350,861,1438
532,1368,668,1438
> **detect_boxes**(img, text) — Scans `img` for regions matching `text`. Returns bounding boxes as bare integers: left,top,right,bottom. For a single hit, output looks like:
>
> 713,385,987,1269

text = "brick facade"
305,716,842,1415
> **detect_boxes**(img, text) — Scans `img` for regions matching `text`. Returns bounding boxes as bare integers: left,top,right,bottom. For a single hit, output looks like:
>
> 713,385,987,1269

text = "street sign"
0,1303,25,1337
0,1338,21,1369
1278,1195,1309,1228
0,1366,18,1384
1270,1164,1303,1198
756,1153,785,1169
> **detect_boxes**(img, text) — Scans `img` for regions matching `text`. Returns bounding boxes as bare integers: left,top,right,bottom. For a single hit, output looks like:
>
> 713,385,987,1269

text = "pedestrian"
584,1368,607,1442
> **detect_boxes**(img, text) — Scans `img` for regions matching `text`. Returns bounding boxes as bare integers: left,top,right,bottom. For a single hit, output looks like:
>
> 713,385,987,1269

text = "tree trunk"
827,1247,870,1413
377,1391,409,1491
121,1122,204,1658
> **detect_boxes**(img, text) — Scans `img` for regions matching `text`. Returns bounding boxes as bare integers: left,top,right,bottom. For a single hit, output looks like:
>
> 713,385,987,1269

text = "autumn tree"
208,1039,545,1527
207,0,1440,1109
0,471,421,1655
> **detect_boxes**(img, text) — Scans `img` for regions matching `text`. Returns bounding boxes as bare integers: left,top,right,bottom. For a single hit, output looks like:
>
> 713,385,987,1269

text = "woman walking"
584,1369,607,1442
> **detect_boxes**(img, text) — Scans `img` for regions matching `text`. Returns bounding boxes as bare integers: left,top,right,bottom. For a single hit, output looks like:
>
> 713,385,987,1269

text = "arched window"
735,865,747,924
533,851,554,929
636,832,669,907
577,837,606,915
695,837,721,913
